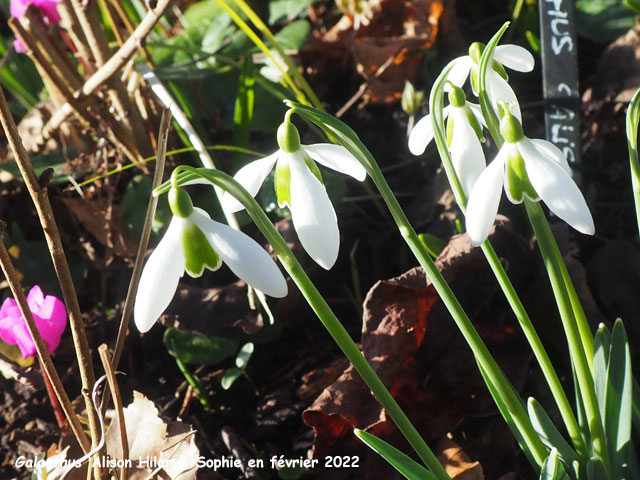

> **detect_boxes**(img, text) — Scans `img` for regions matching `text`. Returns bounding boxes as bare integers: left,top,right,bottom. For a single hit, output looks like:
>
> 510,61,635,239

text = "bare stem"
0,86,101,466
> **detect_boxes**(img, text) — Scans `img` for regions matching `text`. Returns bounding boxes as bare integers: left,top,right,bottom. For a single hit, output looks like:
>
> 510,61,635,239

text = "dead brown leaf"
437,437,484,480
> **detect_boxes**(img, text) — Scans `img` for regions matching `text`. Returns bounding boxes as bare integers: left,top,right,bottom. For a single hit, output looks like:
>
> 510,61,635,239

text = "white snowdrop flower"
222,121,367,270
466,112,594,246
134,187,287,333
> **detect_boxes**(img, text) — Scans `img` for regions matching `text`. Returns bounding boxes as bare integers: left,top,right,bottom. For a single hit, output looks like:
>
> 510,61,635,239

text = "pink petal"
10,0,29,18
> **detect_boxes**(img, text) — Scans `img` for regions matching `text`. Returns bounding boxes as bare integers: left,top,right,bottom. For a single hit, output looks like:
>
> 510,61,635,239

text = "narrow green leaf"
221,367,244,390
593,323,612,419
539,449,570,480
528,398,580,467
235,342,254,369
354,429,437,480
232,55,255,153
604,319,632,479
586,457,609,480
163,328,238,365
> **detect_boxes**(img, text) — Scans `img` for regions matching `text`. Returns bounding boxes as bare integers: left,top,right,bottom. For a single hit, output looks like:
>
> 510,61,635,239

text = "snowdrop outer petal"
488,71,522,120
445,57,473,90
494,45,535,72
222,151,279,213
529,138,572,175
303,144,367,181
408,106,452,156
289,152,340,269
191,208,288,298
450,107,486,195
134,217,186,333
466,148,508,246
519,139,595,235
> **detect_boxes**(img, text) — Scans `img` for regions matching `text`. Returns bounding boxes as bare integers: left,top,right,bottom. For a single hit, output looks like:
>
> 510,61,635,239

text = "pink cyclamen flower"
0,285,67,358
10,0,62,23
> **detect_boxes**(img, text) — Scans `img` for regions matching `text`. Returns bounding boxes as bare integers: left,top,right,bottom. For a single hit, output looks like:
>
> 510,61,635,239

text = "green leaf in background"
418,233,446,259
0,151,82,185
273,19,311,50
586,456,610,480
625,0,640,13
354,429,437,480
220,342,254,390
575,0,637,42
232,55,256,155
163,328,238,365
603,319,632,479
268,0,314,24
119,174,172,239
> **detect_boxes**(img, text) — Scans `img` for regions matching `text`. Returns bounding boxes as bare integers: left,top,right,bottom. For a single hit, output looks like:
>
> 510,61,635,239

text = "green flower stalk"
159,166,452,480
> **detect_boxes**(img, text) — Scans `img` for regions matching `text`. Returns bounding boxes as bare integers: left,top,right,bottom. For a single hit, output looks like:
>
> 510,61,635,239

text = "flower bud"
169,187,194,218
401,81,424,115
277,121,301,153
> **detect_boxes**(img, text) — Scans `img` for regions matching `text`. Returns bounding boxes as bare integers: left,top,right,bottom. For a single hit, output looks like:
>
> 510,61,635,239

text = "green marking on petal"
506,152,538,203
465,106,485,142
182,222,221,277
446,115,454,147
492,59,508,80
275,158,291,207
304,155,323,184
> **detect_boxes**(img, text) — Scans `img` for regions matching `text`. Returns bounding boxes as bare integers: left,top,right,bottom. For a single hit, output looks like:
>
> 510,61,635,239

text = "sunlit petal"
529,138,572,175
488,71,521,120
289,153,339,269
408,106,451,156
192,208,288,298
520,141,595,235
134,217,186,333
450,108,486,195
445,57,473,89
466,148,508,246
304,143,367,181
494,45,535,72
222,151,279,212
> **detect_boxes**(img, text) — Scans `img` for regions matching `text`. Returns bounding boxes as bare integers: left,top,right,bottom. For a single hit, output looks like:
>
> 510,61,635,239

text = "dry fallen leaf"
437,437,484,480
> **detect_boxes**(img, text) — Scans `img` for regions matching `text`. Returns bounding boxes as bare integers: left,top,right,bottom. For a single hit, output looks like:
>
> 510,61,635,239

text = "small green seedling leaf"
418,233,446,259
163,328,238,365
528,398,580,467
235,342,254,369
539,449,569,480
221,368,243,390
604,319,632,480
354,429,437,480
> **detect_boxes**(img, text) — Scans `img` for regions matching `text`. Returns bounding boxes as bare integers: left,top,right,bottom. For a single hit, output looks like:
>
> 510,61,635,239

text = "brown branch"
0,86,101,463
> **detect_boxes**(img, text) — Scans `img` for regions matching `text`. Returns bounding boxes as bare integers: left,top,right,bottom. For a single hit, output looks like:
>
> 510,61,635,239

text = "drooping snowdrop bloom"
466,112,595,246
0,285,66,358
446,42,535,120
222,121,367,270
409,84,486,195
134,187,288,333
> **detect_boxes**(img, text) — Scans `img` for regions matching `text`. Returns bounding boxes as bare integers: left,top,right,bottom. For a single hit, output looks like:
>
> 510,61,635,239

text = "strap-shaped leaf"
604,319,632,479
354,429,437,480
539,449,570,480
586,456,609,480
593,323,611,419
528,398,580,467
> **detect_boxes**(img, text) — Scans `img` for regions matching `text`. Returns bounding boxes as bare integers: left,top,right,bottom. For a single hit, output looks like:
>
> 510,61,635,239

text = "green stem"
428,54,587,458
525,200,609,471
175,358,211,410
165,167,451,480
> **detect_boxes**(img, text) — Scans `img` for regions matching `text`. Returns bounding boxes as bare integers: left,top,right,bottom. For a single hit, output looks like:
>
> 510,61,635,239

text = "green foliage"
163,328,239,365
221,342,254,390
354,429,437,480
539,449,570,480
119,174,172,240
575,0,638,42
